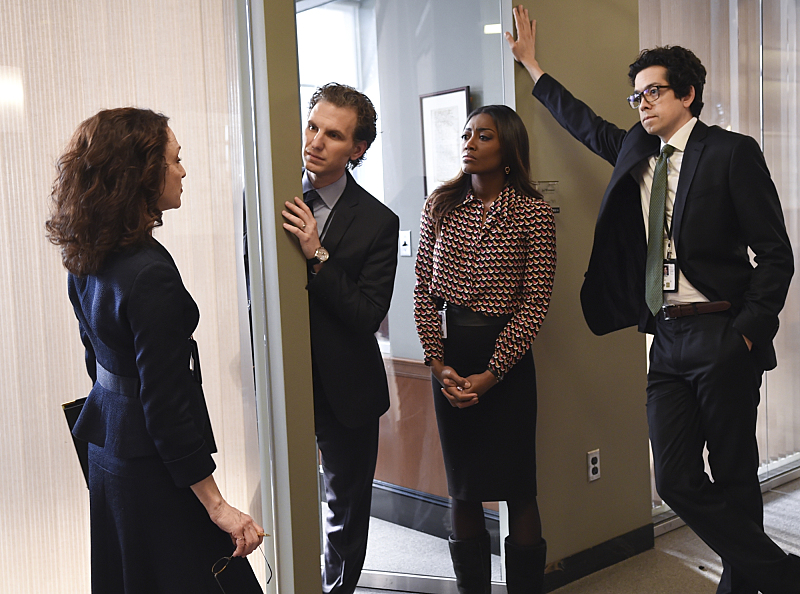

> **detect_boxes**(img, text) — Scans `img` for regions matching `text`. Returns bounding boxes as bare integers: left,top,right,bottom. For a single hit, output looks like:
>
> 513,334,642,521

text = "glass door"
296,0,514,590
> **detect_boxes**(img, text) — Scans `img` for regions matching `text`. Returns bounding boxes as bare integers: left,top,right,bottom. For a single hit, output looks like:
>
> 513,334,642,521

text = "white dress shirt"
636,117,709,306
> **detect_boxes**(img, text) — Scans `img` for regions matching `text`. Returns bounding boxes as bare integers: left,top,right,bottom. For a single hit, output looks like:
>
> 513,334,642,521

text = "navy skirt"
88,444,261,593
433,307,538,502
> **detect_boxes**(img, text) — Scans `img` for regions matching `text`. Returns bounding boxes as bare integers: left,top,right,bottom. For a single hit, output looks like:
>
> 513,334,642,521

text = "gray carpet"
356,478,800,594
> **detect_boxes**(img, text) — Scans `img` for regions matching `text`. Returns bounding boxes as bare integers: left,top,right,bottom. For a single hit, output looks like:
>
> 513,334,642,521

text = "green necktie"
645,144,676,315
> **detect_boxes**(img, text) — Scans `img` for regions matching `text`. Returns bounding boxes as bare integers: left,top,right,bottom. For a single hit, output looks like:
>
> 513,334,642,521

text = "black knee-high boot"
504,536,547,593
448,531,492,594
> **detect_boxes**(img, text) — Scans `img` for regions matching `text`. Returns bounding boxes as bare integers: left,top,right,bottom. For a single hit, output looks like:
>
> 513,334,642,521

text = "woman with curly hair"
414,105,556,593
46,108,263,593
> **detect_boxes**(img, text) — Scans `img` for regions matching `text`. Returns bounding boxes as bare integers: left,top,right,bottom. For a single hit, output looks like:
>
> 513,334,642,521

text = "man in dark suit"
507,7,798,594
282,83,399,594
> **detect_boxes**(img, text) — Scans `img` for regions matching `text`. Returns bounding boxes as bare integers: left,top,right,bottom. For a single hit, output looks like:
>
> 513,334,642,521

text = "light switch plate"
399,230,412,257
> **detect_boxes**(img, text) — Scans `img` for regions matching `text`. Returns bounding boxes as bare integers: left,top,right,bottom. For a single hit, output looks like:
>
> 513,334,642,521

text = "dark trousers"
314,384,379,594
648,312,800,594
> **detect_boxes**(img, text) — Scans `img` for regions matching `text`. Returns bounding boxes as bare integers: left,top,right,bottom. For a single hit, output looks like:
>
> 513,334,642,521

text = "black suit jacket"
307,171,400,427
69,239,216,488
533,73,793,370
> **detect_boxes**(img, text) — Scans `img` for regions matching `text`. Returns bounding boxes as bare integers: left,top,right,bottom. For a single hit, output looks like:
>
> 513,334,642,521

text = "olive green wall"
251,1,322,591
270,0,651,577
514,0,653,561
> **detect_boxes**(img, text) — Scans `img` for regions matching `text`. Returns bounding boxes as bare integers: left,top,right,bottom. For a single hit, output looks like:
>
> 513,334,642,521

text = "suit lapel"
612,125,660,184
597,124,658,231
322,171,359,255
672,121,708,249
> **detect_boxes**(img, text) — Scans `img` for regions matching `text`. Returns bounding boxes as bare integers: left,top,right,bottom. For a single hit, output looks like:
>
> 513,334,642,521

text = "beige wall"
513,0,653,561
0,1,264,591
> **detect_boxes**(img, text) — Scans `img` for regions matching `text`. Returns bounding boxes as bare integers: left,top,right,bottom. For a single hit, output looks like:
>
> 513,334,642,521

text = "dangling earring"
505,166,511,175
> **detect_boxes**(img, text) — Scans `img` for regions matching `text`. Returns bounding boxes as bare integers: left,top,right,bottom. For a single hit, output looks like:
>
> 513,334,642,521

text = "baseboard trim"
357,518,654,592
370,480,502,555
368,481,654,582
543,523,654,592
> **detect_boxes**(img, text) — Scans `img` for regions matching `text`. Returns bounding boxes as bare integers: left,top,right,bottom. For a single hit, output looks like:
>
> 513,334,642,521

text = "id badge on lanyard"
663,237,678,293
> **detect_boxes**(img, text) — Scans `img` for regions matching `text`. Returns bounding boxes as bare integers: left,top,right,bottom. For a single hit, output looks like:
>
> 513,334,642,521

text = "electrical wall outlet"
587,449,601,481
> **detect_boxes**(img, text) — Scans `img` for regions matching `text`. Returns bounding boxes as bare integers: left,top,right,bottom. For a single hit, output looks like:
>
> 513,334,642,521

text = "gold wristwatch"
308,246,330,266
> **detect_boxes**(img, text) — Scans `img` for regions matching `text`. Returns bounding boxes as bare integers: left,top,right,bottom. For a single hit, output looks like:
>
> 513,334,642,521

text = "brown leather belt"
661,301,731,321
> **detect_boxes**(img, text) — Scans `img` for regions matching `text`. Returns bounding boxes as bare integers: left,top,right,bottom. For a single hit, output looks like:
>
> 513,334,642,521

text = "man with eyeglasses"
506,6,798,594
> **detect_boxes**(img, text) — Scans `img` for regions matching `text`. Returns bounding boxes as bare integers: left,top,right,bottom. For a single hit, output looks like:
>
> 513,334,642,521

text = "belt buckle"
661,304,676,321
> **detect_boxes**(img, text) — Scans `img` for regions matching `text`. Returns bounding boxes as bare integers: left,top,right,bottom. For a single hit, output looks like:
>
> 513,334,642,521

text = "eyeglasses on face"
627,85,671,109
213,545,272,593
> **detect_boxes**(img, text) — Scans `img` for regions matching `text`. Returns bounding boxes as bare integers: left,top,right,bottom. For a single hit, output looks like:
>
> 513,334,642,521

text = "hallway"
356,477,800,593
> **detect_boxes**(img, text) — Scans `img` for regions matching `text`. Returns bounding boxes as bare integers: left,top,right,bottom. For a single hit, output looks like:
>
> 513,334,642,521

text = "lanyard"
663,209,674,259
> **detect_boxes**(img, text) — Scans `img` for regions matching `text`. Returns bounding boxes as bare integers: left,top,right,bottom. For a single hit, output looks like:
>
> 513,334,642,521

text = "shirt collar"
464,184,514,204
662,117,698,152
302,170,348,209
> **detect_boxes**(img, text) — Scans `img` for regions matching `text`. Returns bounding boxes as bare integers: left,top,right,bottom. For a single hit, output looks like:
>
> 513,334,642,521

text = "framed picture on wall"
420,86,470,196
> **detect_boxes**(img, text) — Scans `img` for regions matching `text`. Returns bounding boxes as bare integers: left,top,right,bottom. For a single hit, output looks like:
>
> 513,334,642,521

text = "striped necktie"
645,144,675,316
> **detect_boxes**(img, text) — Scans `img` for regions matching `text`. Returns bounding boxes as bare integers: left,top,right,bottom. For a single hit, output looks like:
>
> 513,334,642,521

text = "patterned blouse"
413,185,556,378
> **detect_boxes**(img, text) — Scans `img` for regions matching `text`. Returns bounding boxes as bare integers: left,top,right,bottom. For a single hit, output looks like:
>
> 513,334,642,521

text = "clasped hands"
430,360,498,409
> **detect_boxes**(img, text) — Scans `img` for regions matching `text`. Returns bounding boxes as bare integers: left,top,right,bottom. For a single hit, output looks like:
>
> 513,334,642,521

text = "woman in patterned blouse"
414,105,556,593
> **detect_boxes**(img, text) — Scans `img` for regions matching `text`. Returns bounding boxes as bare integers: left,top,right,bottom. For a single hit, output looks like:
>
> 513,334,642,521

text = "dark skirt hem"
88,444,261,594
434,319,538,501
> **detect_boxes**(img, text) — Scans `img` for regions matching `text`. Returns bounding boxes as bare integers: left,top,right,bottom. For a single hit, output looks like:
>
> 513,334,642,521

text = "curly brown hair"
309,83,377,169
45,108,170,277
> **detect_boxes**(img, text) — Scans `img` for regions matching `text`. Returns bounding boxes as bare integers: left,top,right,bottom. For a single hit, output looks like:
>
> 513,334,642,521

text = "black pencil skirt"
88,444,262,594
433,307,538,502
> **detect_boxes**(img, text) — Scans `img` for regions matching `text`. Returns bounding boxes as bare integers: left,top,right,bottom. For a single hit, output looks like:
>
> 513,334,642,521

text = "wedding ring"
302,222,307,230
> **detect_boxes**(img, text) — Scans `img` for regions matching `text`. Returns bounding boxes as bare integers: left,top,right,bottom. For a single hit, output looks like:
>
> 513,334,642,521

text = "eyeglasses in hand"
213,544,272,593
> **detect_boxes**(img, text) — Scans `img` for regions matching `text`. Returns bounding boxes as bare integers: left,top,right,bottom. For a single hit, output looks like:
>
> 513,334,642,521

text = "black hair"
629,46,706,117
425,105,542,235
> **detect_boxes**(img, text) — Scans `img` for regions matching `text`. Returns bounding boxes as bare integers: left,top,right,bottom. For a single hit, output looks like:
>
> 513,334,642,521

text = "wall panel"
0,1,261,591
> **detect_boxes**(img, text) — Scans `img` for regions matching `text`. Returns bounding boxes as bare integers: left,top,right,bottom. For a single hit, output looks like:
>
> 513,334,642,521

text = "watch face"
316,247,330,262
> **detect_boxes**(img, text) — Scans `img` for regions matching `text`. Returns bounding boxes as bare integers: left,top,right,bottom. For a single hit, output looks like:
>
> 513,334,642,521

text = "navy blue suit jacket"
307,171,400,427
533,73,793,370
69,239,216,488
